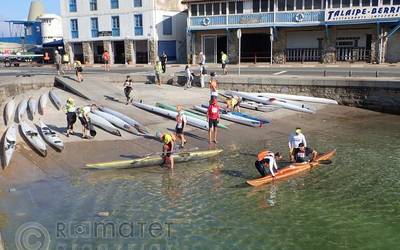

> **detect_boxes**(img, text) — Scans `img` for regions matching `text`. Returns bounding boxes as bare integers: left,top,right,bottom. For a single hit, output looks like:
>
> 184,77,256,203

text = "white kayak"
4,98,15,125
16,99,28,123
88,113,121,136
20,121,47,157
228,91,315,114
39,120,64,152
133,101,209,130
28,97,37,117
252,92,338,105
99,107,149,134
2,125,17,168
49,90,62,110
193,105,261,127
92,110,136,134
39,92,48,115
219,92,279,112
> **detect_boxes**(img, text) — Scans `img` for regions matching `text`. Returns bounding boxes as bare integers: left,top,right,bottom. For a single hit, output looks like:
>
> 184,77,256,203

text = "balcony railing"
336,47,370,62
71,31,79,39
112,28,120,37
91,30,98,38
135,27,143,36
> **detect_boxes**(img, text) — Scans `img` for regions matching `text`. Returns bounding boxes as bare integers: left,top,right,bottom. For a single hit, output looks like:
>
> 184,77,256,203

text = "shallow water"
1,112,400,249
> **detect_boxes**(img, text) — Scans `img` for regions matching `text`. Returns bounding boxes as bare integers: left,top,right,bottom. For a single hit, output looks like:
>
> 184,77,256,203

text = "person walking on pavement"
63,53,71,71
73,60,83,82
63,97,77,137
199,52,206,88
221,51,228,75
54,50,64,75
154,60,163,86
185,65,194,89
102,50,111,72
160,51,168,73
123,75,134,104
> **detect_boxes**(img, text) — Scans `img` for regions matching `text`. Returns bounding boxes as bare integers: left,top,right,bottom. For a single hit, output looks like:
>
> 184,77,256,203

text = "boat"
28,97,37,117
16,99,28,123
4,98,15,125
133,101,209,130
87,113,121,136
227,91,315,114
246,150,336,187
155,102,228,129
39,92,48,115
86,149,223,169
252,92,338,105
219,92,279,112
201,104,270,124
19,121,47,157
99,106,149,134
49,90,62,110
2,125,17,168
193,105,262,127
92,110,137,134
38,120,64,152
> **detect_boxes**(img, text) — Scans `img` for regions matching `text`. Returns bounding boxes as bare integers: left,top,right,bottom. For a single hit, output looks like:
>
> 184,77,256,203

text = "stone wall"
321,27,336,64
124,40,135,64
82,42,94,64
227,30,239,64
64,42,74,64
273,28,286,64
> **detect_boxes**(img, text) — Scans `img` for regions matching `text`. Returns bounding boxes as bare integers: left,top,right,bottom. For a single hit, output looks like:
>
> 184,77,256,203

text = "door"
113,41,125,64
216,36,227,63
158,41,177,61
203,36,216,63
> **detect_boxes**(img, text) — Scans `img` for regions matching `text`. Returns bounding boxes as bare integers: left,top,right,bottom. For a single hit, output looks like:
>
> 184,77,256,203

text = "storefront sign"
98,31,112,36
326,5,400,22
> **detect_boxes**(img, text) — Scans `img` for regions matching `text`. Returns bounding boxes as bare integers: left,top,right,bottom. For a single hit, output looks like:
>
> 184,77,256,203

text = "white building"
37,14,63,44
60,0,187,64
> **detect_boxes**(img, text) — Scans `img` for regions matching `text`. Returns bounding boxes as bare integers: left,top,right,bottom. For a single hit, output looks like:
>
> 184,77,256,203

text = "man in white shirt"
288,127,307,162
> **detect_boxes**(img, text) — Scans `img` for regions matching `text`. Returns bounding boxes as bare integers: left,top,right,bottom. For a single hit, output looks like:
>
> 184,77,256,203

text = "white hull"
4,99,15,125
193,106,261,127
28,97,37,117
20,121,47,157
92,110,136,134
2,125,17,168
16,99,28,123
254,92,338,104
99,107,149,134
39,92,48,115
88,113,121,136
49,90,62,110
39,120,64,152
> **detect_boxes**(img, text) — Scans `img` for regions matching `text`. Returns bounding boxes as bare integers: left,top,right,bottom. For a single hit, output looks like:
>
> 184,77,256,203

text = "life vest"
257,150,274,161
65,102,76,113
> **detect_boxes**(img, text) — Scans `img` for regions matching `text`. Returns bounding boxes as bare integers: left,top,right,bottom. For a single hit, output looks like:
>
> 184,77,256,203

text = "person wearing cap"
175,105,187,148
156,132,176,169
255,150,282,177
226,95,241,112
288,127,307,162
63,97,77,137
293,143,317,163
209,72,218,101
154,60,163,85
207,98,220,144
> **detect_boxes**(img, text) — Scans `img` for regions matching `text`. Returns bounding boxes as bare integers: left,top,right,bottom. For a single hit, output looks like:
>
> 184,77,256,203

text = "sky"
0,0,59,36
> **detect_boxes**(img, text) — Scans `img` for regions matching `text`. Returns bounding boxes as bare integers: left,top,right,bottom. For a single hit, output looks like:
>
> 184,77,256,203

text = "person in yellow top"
63,53,71,70
73,60,83,82
156,131,175,169
226,95,242,112
63,97,77,137
221,51,228,75
154,60,163,85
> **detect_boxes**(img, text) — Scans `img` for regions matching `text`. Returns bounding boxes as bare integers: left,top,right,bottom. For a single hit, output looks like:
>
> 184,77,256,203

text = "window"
269,0,274,11
278,0,285,10
213,3,220,15
111,16,120,36
353,0,361,6
221,3,227,14
199,4,205,15
362,0,370,6
206,3,212,15
229,2,235,14
314,0,322,9
287,0,294,10
163,16,172,35
111,0,119,9
383,0,391,5
333,0,340,7
296,0,303,10
91,17,98,38
237,1,243,13
304,0,312,9
253,0,260,12
394,0,400,4
69,0,77,12
90,0,97,11
134,14,143,36
261,0,268,12
191,5,198,16
372,0,379,6
134,0,142,7
70,19,78,38
342,0,350,7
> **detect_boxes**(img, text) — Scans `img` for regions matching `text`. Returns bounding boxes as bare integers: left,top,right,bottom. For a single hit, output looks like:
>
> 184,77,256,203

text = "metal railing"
286,48,322,62
336,47,370,62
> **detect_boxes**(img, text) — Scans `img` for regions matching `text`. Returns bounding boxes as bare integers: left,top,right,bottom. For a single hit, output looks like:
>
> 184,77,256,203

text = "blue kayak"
201,104,270,124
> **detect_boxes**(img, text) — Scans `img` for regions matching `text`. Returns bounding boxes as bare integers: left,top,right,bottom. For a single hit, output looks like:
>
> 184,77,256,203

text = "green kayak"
156,103,228,129
85,149,223,169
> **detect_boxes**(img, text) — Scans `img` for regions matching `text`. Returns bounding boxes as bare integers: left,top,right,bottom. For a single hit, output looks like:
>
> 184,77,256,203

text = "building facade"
60,0,187,64
37,14,63,44
183,0,400,64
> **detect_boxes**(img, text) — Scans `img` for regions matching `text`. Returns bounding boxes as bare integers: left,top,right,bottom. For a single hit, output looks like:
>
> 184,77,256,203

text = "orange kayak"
246,149,336,187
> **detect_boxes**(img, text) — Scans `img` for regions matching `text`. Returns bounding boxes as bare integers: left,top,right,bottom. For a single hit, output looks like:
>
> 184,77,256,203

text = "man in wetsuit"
293,143,318,163
255,151,282,177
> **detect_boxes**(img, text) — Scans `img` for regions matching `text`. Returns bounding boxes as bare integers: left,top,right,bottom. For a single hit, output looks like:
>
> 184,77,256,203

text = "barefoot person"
209,72,218,101
288,127,307,162
63,97,77,137
254,151,282,177
102,50,111,71
226,96,241,112
78,104,96,139
154,61,163,85
175,105,187,148
207,99,220,144
73,60,83,82
156,132,175,169
221,51,228,75
185,65,193,89
123,75,133,104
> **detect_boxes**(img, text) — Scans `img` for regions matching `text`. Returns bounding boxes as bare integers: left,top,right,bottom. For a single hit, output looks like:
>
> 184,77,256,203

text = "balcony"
71,31,79,39
91,30,98,38
134,27,143,36
189,11,325,30
112,28,120,37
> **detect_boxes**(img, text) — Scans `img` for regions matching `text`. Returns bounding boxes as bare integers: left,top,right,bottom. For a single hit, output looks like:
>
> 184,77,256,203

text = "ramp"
54,76,92,100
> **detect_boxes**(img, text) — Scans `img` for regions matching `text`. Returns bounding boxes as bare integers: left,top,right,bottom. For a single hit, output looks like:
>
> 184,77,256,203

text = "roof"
181,0,223,4
4,20,40,25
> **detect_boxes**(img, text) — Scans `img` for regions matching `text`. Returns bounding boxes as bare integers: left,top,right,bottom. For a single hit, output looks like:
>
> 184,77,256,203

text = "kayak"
2,125,17,168
133,101,209,130
86,149,223,169
39,92,48,115
4,98,15,125
219,92,279,112
155,102,228,129
28,97,37,117
201,104,270,124
92,110,137,134
16,99,28,123
99,106,149,134
246,149,336,187
49,90,62,110
227,91,315,114
19,121,47,157
253,92,338,105
193,105,262,127
88,113,121,136
39,120,64,152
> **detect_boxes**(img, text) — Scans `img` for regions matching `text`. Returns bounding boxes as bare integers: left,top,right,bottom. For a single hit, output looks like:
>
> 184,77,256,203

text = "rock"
96,211,110,217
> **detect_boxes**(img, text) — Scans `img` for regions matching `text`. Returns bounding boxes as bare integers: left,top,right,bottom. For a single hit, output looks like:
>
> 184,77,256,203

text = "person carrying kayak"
207,99,220,144
293,143,318,163
78,104,97,139
123,75,133,104
156,132,175,169
288,127,307,162
175,105,187,148
63,97,77,137
255,150,282,177
226,95,242,112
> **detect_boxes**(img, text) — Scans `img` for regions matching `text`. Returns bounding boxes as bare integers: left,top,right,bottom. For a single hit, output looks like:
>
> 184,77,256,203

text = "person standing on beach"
221,51,228,75
156,132,175,169
175,105,187,148
63,97,77,137
160,51,167,73
54,50,63,75
185,65,194,89
63,53,71,71
199,52,206,88
207,99,220,144
102,50,111,71
209,72,218,101
73,60,83,82
154,61,163,85
288,127,307,162
78,104,96,139
123,75,133,104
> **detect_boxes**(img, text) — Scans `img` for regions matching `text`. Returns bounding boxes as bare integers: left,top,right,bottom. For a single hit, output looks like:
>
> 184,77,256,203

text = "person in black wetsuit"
293,143,318,163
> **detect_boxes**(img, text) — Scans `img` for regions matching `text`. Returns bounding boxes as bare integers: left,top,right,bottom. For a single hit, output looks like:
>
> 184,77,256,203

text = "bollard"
323,70,326,77
349,70,352,77
376,71,379,77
